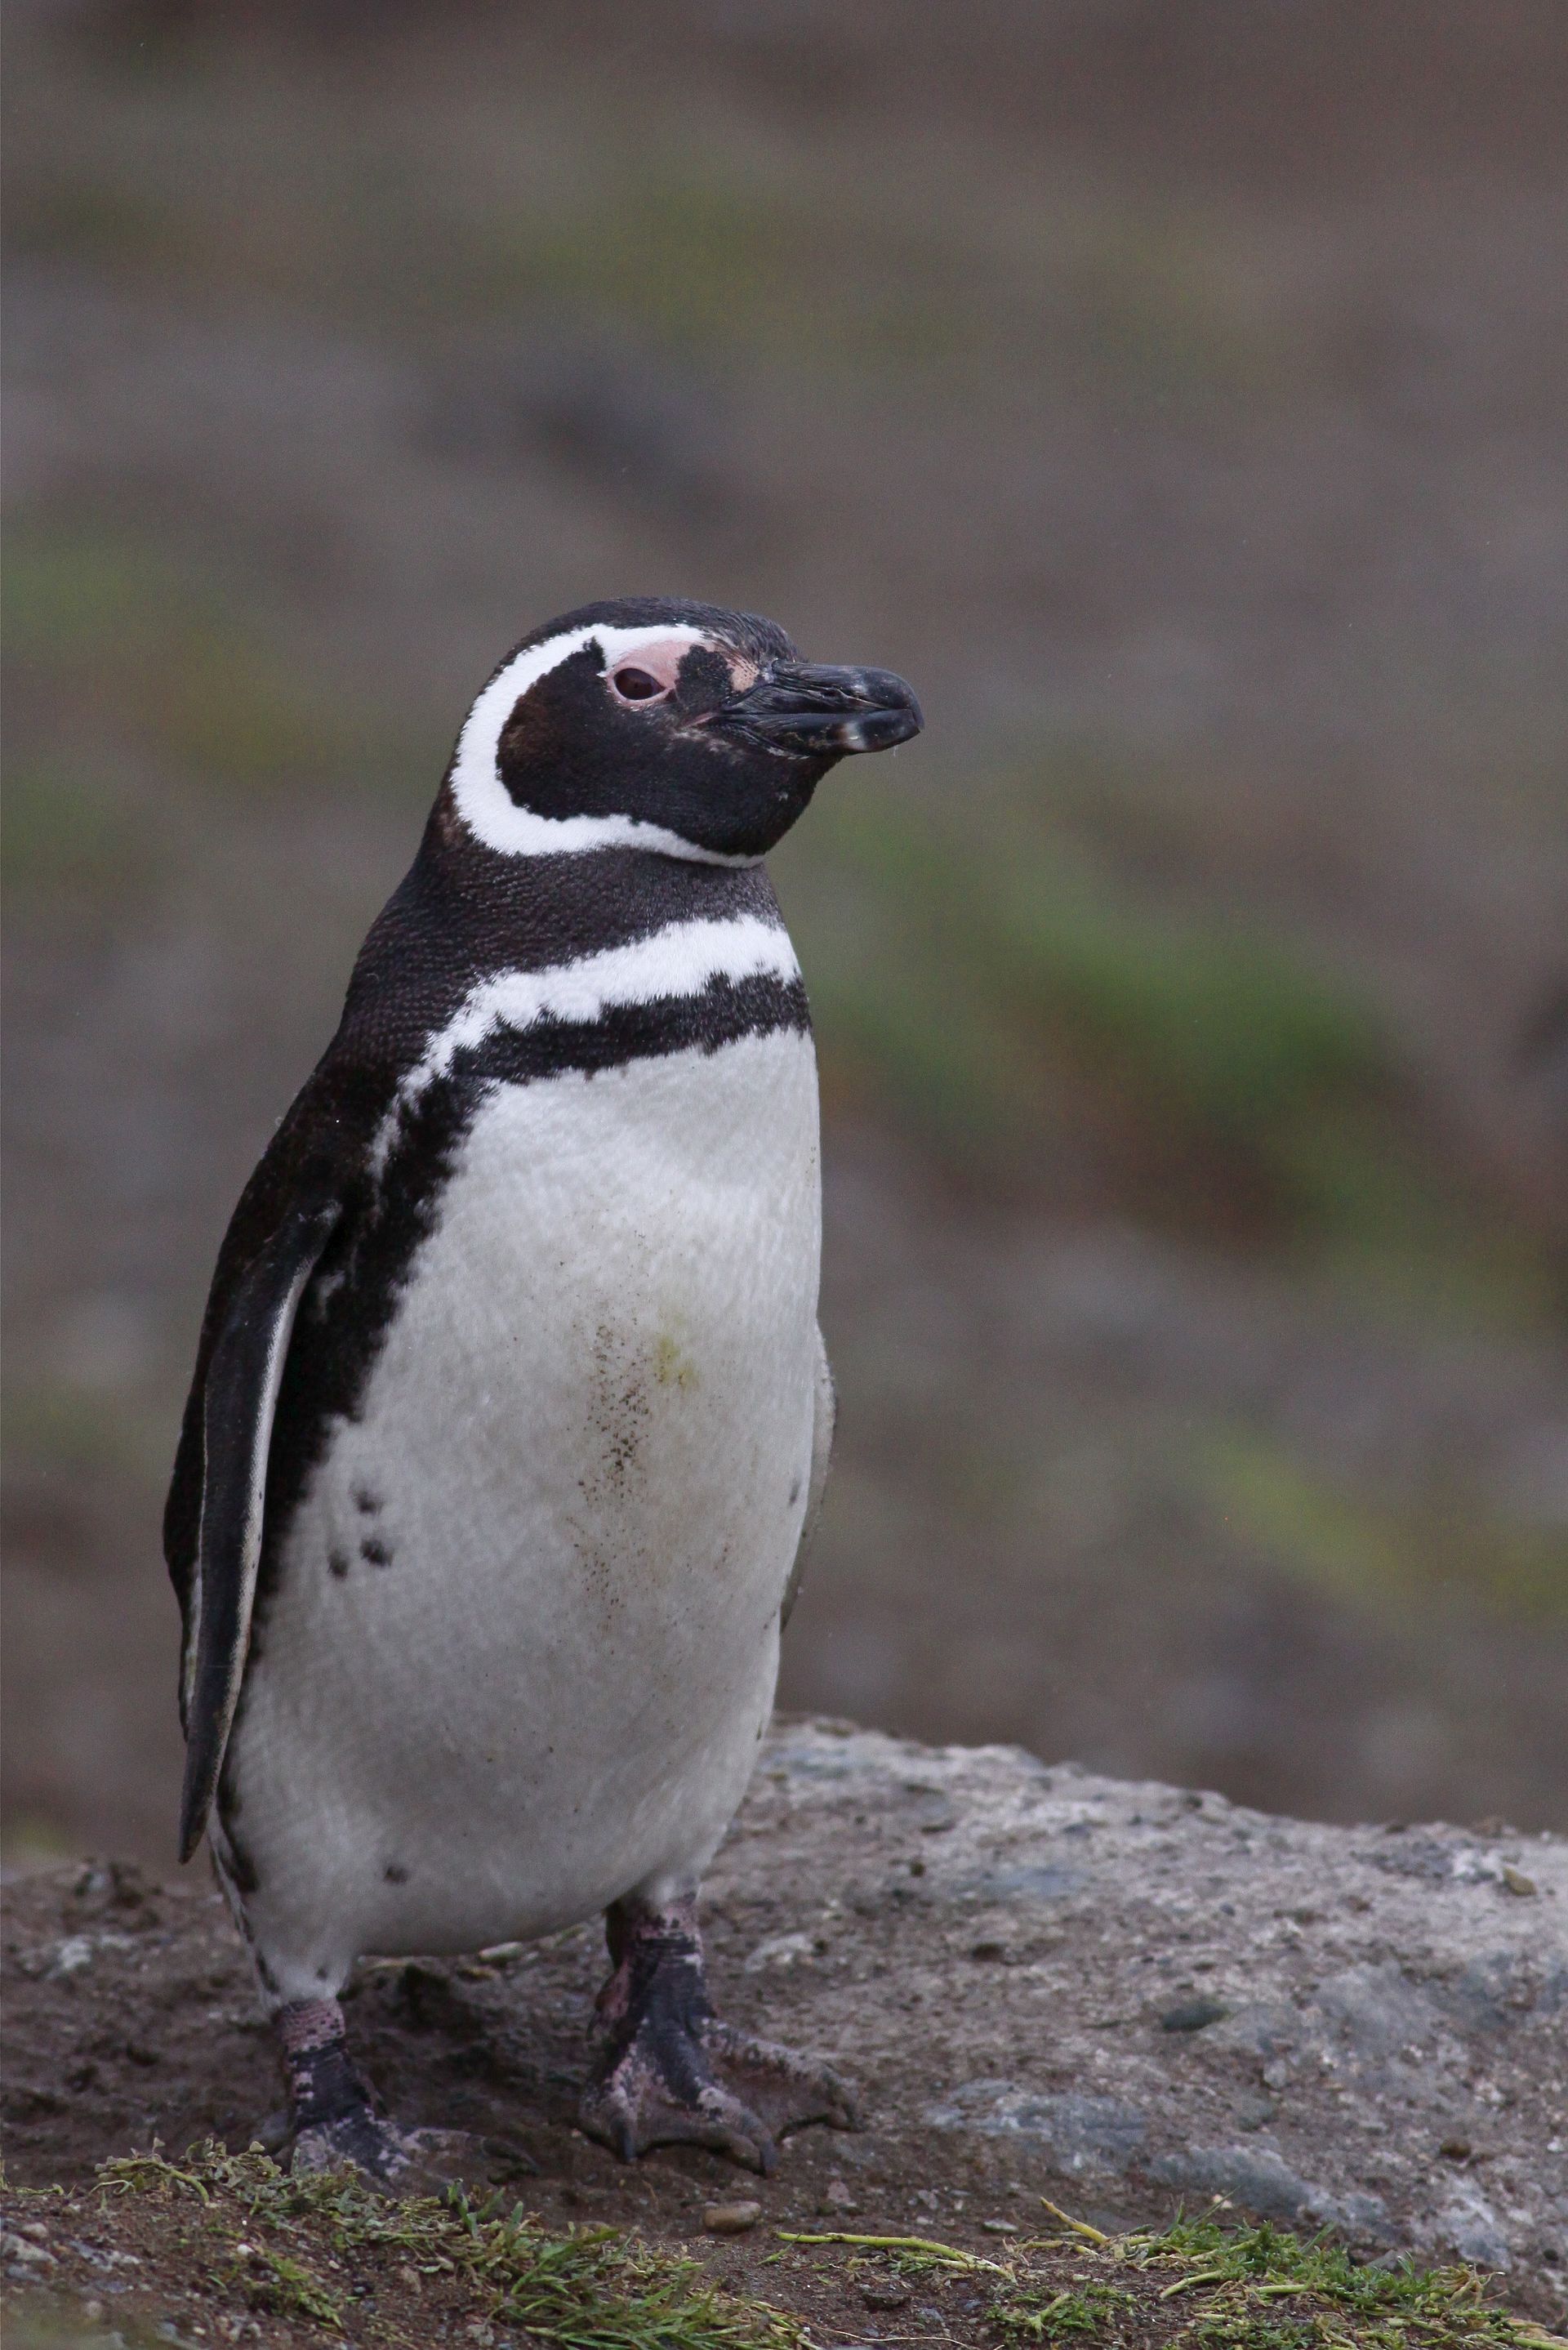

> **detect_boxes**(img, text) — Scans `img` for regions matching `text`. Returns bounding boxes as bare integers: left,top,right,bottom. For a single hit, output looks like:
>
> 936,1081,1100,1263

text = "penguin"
165,596,922,2181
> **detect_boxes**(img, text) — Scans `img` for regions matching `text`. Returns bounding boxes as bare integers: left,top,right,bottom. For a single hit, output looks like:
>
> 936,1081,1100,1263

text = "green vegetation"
488,167,963,367
1,7,1299,393
1060,202,1296,409
6,527,355,789
778,775,1556,1325
0,756,148,895
785,2210,1566,2347
7,2153,1561,2349
17,2146,809,2347
2,527,423,868
786,778,1395,1179
1192,1426,1568,1624
16,2143,1568,2350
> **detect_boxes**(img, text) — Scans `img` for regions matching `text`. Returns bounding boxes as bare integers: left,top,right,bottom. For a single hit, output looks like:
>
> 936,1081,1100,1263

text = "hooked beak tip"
725,661,923,759
835,698,923,754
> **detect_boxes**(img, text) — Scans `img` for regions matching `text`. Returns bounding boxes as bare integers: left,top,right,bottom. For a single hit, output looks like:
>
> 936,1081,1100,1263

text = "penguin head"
443,596,922,864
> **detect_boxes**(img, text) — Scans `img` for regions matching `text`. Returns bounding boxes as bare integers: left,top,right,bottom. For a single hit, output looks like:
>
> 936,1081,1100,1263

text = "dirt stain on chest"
588,1321,654,1500
568,1311,722,1633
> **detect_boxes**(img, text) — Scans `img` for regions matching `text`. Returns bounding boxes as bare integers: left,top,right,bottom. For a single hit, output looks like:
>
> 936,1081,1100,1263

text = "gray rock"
1152,2144,1315,2222
1307,2187,1396,2245
1309,1962,1435,2060
1438,1951,1543,2035
966,1862,1088,1905
927,2084,1147,2176
1434,2181,1514,2272
4,1719,1565,2317
1369,1836,1472,1882
1214,2003,1301,2059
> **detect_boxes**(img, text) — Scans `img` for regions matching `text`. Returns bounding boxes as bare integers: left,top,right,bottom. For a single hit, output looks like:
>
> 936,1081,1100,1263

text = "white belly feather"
226,1027,820,1993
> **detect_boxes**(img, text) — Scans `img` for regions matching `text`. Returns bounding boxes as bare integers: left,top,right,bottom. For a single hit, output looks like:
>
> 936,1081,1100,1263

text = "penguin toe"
700,2089,778,2175
578,2064,778,2172
289,2116,483,2195
703,2022,863,2141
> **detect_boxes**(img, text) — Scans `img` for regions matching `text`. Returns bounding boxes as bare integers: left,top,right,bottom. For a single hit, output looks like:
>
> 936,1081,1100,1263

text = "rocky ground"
5,0,1568,1882
5,1720,1566,2342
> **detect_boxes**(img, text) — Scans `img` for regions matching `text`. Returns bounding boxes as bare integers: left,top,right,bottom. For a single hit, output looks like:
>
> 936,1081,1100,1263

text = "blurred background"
4,0,1566,1865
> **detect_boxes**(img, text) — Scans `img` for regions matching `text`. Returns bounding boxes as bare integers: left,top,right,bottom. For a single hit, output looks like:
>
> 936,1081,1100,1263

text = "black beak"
721,661,923,757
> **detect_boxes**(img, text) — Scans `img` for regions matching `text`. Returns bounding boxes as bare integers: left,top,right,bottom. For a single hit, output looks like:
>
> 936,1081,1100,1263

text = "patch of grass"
1275,1120,1554,1332
244,2240,346,2330
786,781,1394,1183
0,757,149,895
482,165,962,365
783,2210,1565,2347
779,778,1557,1323
3,533,187,663
986,871,1385,1153
7,2160,1561,2350
0,1378,166,1487
76,2145,808,2348
1119,2212,1557,2345
1058,200,1300,411
4,526,416,809
996,2276,1134,2339
1192,1425,1568,1625
3,175,184,267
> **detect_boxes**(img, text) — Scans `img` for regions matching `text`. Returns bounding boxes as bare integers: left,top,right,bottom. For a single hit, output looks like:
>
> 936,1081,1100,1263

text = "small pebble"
981,2217,1019,2234
702,2201,762,2235
1,2233,54,2267
861,2279,911,2311
1500,1866,1538,1897
1160,1997,1229,2033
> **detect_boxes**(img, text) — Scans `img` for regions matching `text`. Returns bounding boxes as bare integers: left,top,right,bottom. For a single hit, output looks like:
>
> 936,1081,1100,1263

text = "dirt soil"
4,1720,1566,2340
2,2158,1555,2350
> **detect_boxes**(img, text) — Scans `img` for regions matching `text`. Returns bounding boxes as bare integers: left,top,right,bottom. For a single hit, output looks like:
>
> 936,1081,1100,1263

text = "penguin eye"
609,667,670,704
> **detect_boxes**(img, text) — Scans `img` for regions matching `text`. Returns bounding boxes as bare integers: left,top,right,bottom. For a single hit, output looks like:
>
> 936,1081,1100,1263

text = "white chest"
228,1025,822,1974
337,1023,822,1604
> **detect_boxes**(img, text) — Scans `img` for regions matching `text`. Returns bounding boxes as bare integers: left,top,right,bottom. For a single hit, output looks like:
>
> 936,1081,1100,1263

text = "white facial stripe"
449,622,755,865
372,914,801,1176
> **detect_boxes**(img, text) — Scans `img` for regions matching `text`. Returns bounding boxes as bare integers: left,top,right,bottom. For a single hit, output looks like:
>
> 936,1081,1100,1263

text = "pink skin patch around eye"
605,639,758,708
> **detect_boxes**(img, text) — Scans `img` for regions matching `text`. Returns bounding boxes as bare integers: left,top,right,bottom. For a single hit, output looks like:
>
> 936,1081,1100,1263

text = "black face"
492,596,922,858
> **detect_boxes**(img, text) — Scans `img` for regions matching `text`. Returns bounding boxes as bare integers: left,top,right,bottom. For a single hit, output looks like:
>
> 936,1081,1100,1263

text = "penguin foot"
274,1993,482,2192
578,1897,859,2174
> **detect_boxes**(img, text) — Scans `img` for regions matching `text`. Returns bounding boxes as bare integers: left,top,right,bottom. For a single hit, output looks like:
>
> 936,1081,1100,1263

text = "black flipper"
178,1198,341,1862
